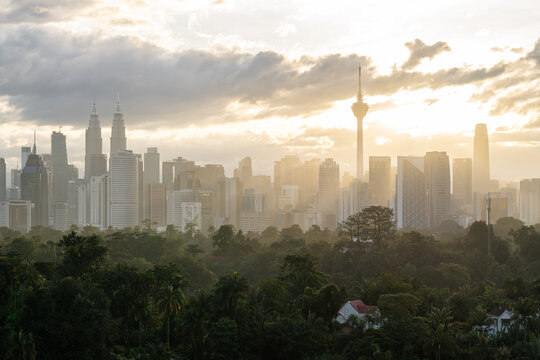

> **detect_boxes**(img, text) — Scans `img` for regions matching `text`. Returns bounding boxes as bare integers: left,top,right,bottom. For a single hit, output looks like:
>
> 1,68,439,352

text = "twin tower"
85,97,127,180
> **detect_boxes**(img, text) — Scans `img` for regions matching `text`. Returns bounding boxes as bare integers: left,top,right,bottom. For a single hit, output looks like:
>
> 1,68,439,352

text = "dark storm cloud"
0,27,510,128
402,39,451,70
0,0,95,23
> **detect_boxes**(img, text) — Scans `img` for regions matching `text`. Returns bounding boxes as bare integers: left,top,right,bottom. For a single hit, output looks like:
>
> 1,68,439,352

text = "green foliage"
58,231,107,277
3,223,540,359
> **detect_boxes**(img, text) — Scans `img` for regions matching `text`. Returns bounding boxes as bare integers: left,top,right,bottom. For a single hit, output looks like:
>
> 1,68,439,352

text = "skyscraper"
396,156,428,229
473,123,490,194
145,183,167,227
425,151,450,227
453,158,473,209
144,147,160,186
238,156,253,189
21,139,49,227
85,101,107,180
21,146,31,169
110,96,127,157
369,156,392,207
351,65,369,179
0,157,5,202
109,150,141,228
519,179,540,225
89,174,110,229
317,158,340,228
51,131,69,203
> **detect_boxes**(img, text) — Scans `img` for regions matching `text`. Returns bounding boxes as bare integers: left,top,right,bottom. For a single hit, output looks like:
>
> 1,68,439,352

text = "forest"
2,206,540,359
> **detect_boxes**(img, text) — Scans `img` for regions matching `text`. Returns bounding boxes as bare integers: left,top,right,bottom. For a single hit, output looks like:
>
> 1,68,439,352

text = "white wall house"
336,299,378,328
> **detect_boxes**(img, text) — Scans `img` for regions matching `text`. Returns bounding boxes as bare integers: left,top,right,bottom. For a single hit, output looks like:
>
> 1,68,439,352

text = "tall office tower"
53,201,69,231
195,189,213,233
89,175,110,229
473,123,490,194
85,101,107,180
274,155,305,208
109,150,141,228
144,147,160,186
253,175,273,212
338,186,351,223
67,180,79,227
351,65,369,179
424,151,450,227
369,156,392,207
341,172,354,189
51,131,70,204
0,157,6,201
304,158,321,205
240,189,269,233
11,169,21,188
520,179,540,225
110,96,127,157
396,156,428,229
317,158,340,228
21,146,31,169
350,179,371,215
453,158,473,209
162,161,175,192
21,140,49,226
225,177,242,228
238,156,253,188
145,183,167,227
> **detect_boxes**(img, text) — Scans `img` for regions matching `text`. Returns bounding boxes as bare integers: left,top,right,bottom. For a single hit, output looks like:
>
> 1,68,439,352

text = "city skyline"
1,0,540,183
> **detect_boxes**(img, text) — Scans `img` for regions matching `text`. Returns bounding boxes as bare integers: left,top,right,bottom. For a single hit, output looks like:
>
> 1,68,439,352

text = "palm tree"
214,272,249,318
180,290,213,360
156,284,185,349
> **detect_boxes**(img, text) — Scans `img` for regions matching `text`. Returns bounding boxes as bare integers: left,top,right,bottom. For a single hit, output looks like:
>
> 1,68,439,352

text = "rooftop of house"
345,299,377,315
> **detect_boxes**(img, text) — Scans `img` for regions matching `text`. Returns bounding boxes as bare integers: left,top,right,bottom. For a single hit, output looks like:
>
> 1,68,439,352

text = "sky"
1,0,540,183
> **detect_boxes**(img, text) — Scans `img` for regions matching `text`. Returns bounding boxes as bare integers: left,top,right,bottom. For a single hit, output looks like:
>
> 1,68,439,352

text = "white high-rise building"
109,150,141,228
181,202,202,231
396,156,428,229
89,175,110,229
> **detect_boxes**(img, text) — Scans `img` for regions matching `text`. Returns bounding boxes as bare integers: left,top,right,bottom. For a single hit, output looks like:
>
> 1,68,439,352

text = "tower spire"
92,97,97,114
116,92,121,112
32,130,36,154
357,64,363,102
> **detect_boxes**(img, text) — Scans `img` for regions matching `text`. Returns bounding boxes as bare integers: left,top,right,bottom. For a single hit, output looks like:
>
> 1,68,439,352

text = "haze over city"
1,0,540,182
5,2,540,359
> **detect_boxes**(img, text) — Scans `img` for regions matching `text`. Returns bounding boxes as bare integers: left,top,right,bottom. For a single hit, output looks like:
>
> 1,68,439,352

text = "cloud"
527,38,540,65
402,38,451,70
0,26,517,131
0,0,95,23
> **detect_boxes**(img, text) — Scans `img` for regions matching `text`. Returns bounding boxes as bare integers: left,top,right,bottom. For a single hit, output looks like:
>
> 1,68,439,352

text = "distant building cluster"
0,70,531,233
